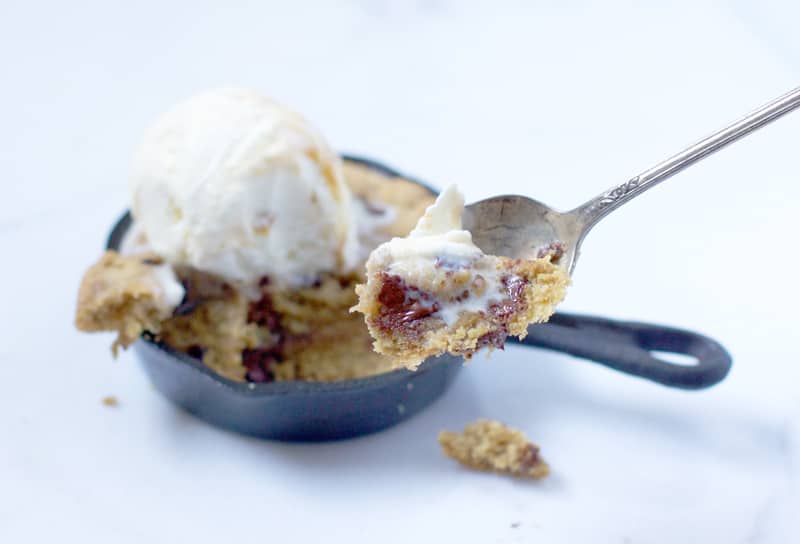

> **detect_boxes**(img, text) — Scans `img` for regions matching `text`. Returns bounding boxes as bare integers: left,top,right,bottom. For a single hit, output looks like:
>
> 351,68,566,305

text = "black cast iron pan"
107,155,732,442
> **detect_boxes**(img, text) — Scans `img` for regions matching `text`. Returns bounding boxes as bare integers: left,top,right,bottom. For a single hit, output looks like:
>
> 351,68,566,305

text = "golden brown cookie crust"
75,159,436,382
75,251,176,354
439,419,550,479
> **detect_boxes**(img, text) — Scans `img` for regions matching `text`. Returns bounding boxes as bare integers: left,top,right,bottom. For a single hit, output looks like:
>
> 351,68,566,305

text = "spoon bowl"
463,195,582,272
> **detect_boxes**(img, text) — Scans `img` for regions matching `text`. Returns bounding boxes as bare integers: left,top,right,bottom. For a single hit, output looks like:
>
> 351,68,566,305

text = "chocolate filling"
536,241,565,262
488,275,527,321
185,344,205,359
375,270,531,354
247,289,281,331
242,347,280,383
140,256,164,266
375,273,440,332
477,274,530,350
517,443,543,473
474,328,507,351
243,279,286,383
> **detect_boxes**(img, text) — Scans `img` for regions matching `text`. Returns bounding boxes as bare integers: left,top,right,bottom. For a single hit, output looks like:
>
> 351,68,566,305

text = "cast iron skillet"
108,155,732,442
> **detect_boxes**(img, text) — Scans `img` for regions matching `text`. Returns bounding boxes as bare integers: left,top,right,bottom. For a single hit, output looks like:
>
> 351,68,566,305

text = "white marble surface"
2,1,799,542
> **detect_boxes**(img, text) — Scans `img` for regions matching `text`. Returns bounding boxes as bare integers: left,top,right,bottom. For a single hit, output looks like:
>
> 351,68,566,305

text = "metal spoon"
463,85,800,272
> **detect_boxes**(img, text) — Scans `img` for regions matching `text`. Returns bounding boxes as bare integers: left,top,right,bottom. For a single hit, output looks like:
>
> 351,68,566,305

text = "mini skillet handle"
511,312,732,389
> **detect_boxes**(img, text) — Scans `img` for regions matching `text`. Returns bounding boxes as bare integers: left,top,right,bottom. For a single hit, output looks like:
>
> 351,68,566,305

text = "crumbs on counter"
102,396,119,407
438,419,549,480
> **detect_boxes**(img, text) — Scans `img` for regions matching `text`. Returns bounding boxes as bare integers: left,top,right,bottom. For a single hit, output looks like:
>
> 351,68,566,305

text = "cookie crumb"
439,419,549,479
102,395,119,407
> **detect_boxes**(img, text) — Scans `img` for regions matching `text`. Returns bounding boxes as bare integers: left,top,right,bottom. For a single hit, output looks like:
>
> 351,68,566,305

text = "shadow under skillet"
258,347,778,482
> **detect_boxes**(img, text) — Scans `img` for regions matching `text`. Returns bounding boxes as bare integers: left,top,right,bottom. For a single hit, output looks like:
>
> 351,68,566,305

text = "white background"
2,1,799,542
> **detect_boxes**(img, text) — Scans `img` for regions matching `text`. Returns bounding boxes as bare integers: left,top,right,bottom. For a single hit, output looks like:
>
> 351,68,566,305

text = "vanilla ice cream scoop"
130,88,358,287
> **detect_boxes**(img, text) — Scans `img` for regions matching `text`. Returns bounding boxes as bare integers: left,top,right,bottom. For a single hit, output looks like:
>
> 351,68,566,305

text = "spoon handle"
573,85,800,230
